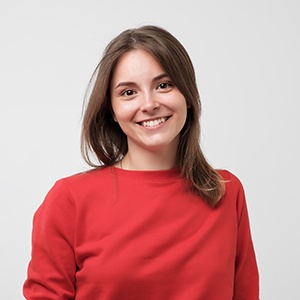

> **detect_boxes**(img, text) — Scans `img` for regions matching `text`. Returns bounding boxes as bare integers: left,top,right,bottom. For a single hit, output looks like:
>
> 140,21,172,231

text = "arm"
232,175,260,299
23,180,76,300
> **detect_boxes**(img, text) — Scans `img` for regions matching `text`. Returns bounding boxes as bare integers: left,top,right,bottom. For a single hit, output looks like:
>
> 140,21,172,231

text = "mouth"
138,116,170,127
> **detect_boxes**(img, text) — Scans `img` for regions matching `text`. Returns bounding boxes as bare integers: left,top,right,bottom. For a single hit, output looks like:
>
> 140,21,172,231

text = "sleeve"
23,180,77,300
232,174,260,300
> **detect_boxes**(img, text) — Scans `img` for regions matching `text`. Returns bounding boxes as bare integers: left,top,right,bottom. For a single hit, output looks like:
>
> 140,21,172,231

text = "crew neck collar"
109,166,181,181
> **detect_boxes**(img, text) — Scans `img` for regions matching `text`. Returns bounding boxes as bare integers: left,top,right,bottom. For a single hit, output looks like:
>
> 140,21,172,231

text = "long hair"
81,25,225,206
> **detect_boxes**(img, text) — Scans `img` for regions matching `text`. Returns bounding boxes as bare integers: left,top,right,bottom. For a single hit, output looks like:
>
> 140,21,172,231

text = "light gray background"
1,0,299,299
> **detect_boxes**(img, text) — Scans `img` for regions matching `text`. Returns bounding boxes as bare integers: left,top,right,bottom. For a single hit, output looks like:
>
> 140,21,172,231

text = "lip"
137,116,171,128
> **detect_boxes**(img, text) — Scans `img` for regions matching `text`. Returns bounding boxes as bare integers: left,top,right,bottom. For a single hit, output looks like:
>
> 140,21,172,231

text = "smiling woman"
110,49,188,169
23,25,259,299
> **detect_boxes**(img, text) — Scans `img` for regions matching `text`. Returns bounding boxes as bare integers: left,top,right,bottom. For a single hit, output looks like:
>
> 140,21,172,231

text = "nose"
140,92,160,113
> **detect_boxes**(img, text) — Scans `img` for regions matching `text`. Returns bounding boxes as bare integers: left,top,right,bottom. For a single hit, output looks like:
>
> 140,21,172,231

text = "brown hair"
81,25,225,206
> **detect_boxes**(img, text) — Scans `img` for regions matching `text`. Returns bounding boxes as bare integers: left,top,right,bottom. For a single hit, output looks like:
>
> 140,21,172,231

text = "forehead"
112,49,164,81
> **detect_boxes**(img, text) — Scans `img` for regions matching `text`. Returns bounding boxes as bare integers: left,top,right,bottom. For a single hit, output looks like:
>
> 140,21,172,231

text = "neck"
121,148,177,171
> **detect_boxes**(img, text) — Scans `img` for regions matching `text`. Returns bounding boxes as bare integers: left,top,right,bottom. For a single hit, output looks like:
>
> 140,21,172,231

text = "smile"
139,117,169,127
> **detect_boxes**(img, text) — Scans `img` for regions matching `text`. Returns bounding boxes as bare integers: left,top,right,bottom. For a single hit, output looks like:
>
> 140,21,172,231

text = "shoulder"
217,169,244,190
55,167,115,190
217,169,247,208
217,169,241,182
42,167,114,204
60,166,112,183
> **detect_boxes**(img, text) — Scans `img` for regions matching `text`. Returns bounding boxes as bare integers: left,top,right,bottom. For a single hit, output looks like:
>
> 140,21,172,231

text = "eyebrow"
114,73,169,89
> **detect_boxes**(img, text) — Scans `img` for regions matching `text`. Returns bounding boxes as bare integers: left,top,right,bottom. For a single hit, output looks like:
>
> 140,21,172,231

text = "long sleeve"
231,174,260,299
23,180,77,300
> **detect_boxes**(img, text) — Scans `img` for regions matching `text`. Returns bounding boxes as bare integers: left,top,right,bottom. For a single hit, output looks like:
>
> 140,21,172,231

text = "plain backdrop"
1,0,299,299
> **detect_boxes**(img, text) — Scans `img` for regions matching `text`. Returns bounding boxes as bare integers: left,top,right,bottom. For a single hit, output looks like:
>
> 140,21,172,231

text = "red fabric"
23,167,259,299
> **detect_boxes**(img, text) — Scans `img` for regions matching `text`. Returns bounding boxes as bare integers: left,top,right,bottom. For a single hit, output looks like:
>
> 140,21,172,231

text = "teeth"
141,117,167,127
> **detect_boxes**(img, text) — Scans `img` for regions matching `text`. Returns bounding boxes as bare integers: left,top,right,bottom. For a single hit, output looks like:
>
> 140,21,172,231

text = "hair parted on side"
81,25,225,207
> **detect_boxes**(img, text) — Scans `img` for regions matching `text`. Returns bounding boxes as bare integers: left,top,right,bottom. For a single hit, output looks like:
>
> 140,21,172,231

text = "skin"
110,49,188,170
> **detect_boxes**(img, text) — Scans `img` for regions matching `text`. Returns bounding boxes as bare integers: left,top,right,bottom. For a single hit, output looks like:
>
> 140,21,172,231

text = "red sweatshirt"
23,167,259,299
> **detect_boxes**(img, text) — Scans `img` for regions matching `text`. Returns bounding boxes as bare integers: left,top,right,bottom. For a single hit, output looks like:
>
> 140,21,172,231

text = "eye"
122,89,135,96
158,82,173,90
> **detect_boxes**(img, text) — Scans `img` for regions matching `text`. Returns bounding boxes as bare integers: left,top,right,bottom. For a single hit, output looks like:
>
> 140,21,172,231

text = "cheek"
112,105,133,124
111,101,124,122
181,110,188,129
178,98,189,117
111,108,117,122
178,101,189,128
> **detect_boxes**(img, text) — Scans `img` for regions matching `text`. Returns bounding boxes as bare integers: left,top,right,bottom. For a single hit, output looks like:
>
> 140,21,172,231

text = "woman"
23,25,259,299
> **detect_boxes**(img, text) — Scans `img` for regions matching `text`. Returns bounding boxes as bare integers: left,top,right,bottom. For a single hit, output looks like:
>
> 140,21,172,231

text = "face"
110,49,188,156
